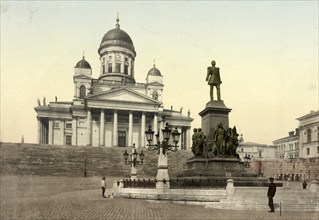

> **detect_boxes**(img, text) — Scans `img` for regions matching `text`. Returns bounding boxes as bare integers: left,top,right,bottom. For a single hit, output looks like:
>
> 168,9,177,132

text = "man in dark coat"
206,60,222,101
267,177,276,212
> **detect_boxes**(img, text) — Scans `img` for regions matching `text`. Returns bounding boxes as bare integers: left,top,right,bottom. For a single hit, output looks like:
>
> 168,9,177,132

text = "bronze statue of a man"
206,60,222,101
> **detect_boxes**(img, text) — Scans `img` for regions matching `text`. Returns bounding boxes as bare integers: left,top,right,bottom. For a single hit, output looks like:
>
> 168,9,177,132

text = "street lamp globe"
162,123,172,141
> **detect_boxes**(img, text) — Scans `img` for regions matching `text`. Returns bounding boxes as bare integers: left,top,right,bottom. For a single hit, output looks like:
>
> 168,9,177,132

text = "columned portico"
37,118,41,144
153,114,158,144
140,112,146,148
60,120,65,145
87,109,92,145
128,111,133,147
72,117,77,146
48,119,53,145
113,110,118,147
100,109,105,146
186,127,191,150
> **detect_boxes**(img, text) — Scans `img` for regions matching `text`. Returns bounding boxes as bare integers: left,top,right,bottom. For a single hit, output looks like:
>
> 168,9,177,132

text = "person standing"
267,177,276,212
302,181,307,189
101,177,106,198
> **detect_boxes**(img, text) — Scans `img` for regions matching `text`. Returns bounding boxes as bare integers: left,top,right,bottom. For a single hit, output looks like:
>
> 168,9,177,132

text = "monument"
180,60,266,186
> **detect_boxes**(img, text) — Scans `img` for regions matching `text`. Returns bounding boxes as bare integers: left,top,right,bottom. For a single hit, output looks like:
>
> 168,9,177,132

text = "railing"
169,178,226,189
121,178,227,189
122,179,156,188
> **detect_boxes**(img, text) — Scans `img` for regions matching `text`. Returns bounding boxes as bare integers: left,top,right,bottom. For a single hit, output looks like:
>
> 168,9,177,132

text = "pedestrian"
302,181,307,189
101,177,106,198
267,177,276,213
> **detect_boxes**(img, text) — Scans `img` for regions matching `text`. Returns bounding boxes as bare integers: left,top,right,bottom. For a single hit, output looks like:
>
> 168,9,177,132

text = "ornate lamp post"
123,144,145,179
145,122,181,189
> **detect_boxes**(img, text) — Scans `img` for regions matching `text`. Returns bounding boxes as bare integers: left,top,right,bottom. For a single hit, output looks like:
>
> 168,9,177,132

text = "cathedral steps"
205,187,319,211
0,142,192,178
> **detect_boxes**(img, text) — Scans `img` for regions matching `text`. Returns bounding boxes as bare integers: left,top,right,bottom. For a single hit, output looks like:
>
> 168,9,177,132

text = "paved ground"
1,175,318,220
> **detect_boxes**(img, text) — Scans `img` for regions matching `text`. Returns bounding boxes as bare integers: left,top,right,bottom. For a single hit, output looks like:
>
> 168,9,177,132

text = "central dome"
101,28,133,45
98,19,135,55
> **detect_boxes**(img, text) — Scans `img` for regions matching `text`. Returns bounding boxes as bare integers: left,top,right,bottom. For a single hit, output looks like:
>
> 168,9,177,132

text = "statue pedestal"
183,157,253,177
199,100,231,142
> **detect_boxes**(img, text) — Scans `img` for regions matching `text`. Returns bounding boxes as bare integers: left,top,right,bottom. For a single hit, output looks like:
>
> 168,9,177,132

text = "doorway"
118,131,126,147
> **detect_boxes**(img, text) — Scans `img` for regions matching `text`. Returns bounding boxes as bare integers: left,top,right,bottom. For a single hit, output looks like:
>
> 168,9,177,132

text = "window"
115,63,121,73
65,135,72,146
307,148,310,155
79,85,86,99
258,151,263,158
124,64,128,75
65,121,72,129
307,129,312,143
108,63,112,73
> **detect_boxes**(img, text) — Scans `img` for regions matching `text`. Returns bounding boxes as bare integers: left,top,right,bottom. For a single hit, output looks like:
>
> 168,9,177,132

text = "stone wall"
249,159,319,181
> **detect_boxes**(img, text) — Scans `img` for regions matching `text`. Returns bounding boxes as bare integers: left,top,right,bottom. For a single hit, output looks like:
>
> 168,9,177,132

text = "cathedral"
34,17,193,149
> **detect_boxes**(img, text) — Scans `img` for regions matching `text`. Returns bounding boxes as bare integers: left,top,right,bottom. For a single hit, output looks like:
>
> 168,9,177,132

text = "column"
112,53,116,72
100,57,103,75
48,119,53,145
177,127,182,150
120,54,125,73
128,111,133,147
100,109,105,146
74,84,77,99
87,109,92,145
153,114,158,144
140,113,146,148
113,110,118,147
42,123,45,144
72,117,77,146
186,127,191,150
37,118,41,144
60,120,65,145
128,57,132,76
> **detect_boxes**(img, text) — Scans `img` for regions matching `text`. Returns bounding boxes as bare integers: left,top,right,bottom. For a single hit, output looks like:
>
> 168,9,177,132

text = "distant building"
272,129,300,160
297,110,319,159
237,142,277,162
34,17,193,149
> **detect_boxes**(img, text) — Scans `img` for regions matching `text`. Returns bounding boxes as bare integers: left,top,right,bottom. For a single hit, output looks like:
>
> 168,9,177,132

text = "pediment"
86,87,161,105
74,74,92,79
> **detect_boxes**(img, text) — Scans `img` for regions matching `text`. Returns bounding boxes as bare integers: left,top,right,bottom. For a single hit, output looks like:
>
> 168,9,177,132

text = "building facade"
272,129,300,160
237,142,277,163
34,18,193,149
297,110,319,159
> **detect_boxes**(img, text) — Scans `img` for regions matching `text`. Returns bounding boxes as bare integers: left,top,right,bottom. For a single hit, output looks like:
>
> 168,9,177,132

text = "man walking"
267,177,276,212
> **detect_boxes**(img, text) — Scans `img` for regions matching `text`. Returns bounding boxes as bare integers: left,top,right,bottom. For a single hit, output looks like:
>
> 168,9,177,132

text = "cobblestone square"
1,175,318,220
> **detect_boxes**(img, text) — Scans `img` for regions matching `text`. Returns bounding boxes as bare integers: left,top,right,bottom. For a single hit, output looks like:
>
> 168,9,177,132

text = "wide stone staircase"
206,187,319,212
0,142,193,178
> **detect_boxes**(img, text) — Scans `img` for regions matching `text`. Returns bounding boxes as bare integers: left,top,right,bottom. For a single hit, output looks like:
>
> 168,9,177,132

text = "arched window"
79,85,86,99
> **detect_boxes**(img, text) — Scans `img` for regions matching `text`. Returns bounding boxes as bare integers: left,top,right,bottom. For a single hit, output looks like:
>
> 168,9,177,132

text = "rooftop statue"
206,60,222,101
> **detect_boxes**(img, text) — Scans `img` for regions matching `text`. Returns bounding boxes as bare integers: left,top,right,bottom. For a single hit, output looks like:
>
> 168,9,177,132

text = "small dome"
148,66,161,76
75,57,91,69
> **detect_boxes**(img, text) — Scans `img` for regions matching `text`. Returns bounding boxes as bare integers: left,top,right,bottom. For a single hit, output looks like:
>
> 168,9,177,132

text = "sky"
1,1,318,145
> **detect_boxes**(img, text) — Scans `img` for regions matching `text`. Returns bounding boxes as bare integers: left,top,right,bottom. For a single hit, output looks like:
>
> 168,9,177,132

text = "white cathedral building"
34,18,193,149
